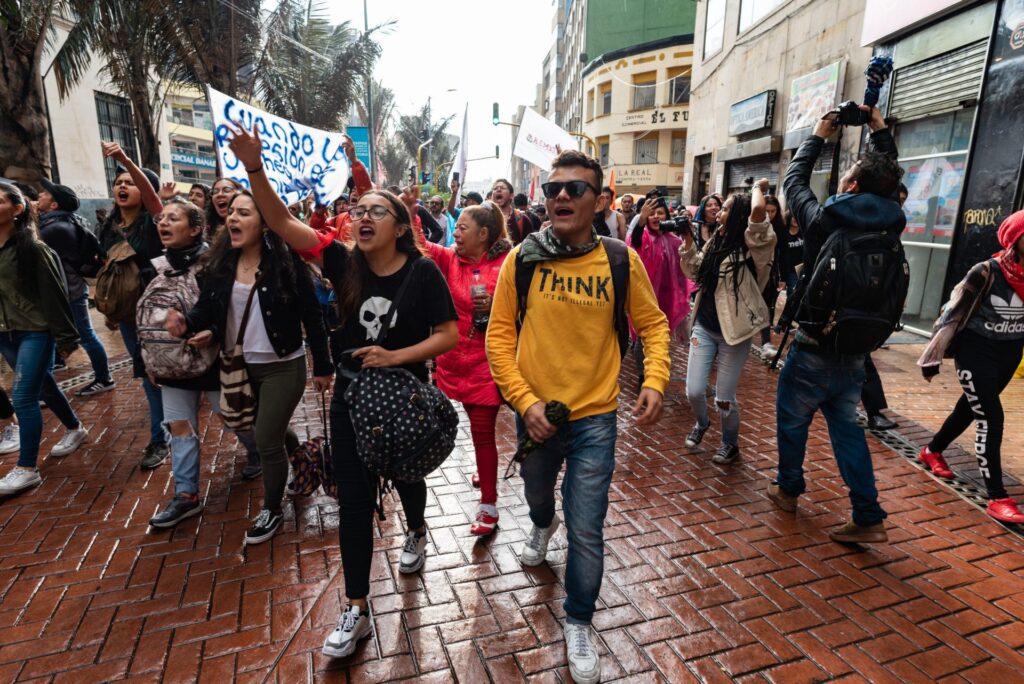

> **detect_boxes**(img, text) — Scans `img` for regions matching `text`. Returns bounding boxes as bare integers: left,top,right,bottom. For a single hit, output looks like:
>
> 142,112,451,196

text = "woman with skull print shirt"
225,123,458,661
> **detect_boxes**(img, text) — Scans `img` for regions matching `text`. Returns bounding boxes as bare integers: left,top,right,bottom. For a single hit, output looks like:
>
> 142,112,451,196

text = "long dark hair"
336,190,423,328
201,190,297,296
0,182,41,292
99,170,145,246
207,177,243,233
694,193,724,226
695,193,754,299
765,195,786,237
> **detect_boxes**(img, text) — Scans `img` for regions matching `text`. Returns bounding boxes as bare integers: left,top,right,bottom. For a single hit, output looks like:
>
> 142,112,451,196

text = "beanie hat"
997,210,1024,251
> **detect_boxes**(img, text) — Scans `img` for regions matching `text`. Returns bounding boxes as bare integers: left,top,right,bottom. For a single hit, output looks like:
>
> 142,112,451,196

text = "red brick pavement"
1,339,1024,683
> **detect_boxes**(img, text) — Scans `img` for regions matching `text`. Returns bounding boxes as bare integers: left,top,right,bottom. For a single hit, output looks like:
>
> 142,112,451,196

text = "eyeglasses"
349,205,394,221
211,187,237,196
541,181,599,199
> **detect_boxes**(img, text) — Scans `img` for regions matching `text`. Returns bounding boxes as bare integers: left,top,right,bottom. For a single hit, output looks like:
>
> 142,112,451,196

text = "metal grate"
889,40,987,121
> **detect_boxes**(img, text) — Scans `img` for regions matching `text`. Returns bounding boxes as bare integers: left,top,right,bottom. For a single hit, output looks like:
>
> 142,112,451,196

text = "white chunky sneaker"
0,424,20,455
322,605,372,658
520,514,559,566
398,530,428,574
0,467,42,496
50,426,88,457
565,622,601,684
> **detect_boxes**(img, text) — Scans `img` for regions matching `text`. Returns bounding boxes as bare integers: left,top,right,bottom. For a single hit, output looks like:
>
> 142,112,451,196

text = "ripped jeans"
161,386,256,496
685,323,752,447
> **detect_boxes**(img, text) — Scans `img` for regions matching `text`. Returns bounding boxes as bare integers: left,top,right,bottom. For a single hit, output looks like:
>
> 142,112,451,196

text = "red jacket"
424,239,511,406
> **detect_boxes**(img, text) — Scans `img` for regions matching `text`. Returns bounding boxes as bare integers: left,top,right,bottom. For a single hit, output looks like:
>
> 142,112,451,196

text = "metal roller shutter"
889,40,987,121
726,154,779,189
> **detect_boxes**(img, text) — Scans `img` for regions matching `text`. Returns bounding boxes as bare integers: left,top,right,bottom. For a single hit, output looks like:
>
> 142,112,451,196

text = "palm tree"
395,102,456,184
378,132,410,186
355,79,395,166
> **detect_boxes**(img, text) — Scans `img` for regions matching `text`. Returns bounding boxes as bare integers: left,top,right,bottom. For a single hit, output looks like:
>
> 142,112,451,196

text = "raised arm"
101,141,163,217
225,123,322,251
447,179,460,215
749,177,768,224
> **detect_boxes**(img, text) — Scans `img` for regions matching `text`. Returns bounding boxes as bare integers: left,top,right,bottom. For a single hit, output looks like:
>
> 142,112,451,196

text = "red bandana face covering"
997,249,1024,303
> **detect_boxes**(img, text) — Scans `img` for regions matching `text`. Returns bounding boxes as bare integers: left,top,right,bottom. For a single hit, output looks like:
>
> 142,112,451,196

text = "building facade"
581,36,694,197
165,86,217,192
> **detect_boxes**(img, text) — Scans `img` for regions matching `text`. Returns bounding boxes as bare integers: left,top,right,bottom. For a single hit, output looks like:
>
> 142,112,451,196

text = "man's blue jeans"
775,345,887,526
0,331,80,468
118,322,164,445
70,295,111,384
518,410,617,625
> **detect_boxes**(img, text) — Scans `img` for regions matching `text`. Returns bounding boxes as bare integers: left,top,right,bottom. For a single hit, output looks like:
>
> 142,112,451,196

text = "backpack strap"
513,250,536,336
374,257,420,346
602,238,631,359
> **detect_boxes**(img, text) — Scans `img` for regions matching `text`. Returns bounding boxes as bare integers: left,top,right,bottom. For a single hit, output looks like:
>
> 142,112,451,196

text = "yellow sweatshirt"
486,241,671,421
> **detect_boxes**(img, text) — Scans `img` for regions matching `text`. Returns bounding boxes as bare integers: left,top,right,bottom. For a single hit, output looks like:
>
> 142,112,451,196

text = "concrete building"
165,86,217,192
581,36,694,198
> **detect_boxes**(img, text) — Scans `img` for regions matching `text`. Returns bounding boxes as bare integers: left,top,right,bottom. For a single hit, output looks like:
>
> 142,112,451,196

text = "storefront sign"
345,126,372,170
728,90,776,137
170,151,216,169
614,105,689,131
786,62,843,133
613,165,659,185
716,135,781,162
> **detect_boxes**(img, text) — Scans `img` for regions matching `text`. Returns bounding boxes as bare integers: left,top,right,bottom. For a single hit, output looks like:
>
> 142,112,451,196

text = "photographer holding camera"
768,102,909,546
629,194,693,341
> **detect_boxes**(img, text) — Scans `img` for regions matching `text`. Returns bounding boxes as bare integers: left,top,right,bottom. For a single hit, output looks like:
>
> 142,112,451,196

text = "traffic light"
495,145,500,159
492,103,500,126
420,171,431,184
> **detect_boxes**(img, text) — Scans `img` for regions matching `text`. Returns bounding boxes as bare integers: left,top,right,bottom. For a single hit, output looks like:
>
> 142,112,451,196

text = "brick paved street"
2,332,1024,683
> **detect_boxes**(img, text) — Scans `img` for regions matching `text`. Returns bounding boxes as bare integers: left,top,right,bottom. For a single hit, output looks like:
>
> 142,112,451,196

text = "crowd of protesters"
2,99,1023,683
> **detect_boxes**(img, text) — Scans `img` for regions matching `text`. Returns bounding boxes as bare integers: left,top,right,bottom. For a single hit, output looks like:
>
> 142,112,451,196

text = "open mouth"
357,225,375,240
116,191,130,202
554,207,574,218
158,228,175,241
228,226,243,240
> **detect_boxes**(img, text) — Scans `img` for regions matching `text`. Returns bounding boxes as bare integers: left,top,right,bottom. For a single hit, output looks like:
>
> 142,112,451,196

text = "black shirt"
780,231,805,279
322,243,457,383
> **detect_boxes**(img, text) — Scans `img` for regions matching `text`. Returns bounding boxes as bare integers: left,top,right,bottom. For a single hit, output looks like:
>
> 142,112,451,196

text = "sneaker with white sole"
0,424,20,455
323,605,372,658
520,515,559,566
50,426,88,457
470,505,499,536
398,530,428,574
684,422,710,448
761,342,778,358
75,380,115,397
564,622,601,684
245,509,283,545
0,467,41,496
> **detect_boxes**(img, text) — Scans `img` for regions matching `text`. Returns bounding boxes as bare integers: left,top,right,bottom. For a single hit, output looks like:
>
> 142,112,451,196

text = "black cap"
40,178,80,212
463,191,484,204
115,165,161,192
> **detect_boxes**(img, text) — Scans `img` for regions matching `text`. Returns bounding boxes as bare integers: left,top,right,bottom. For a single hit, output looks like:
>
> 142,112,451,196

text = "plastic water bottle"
471,270,489,331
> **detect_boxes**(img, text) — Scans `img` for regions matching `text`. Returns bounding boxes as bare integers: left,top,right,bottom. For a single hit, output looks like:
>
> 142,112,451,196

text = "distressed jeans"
685,323,752,446
518,410,617,625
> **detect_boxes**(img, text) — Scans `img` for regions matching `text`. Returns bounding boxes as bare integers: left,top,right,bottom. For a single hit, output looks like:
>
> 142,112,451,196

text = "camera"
832,100,870,127
659,218,685,235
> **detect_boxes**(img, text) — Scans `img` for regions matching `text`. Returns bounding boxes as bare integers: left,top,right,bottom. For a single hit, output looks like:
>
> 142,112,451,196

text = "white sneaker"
398,530,428,574
322,605,372,659
50,426,88,457
565,622,601,684
520,515,559,566
0,424,20,454
762,342,778,358
0,467,41,496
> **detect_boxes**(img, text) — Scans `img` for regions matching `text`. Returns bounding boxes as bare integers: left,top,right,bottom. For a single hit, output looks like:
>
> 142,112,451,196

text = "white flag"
512,108,578,169
207,86,350,207
450,103,469,187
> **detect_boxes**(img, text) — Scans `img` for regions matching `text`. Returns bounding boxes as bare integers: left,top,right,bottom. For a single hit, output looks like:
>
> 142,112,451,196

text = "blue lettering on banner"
207,85,351,207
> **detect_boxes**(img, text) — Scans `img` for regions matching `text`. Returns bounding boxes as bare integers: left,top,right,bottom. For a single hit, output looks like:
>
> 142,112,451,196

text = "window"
739,0,783,32
633,136,658,165
599,82,612,116
704,0,726,58
667,67,691,105
632,72,656,110
597,136,610,166
586,89,595,121
170,105,194,127
95,92,137,193
671,133,686,165
192,103,213,131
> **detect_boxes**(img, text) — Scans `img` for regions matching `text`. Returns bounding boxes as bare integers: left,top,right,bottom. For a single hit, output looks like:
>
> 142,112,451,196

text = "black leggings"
929,331,1024,500
0,387,12,420
331,392,427,600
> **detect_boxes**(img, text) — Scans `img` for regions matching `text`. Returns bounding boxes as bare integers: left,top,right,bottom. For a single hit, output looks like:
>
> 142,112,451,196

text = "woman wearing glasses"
224,123,458,660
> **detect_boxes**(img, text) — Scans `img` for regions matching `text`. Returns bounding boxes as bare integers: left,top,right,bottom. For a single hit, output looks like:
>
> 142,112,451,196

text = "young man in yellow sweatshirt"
486,150,670,684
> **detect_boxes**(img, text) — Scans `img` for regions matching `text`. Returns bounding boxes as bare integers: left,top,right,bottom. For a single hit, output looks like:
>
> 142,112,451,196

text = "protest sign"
512,108,578,169
207,86,350,207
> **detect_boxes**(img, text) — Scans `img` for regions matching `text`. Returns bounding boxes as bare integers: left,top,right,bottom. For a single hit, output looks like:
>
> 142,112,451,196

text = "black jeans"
331,391,427,600
0,387,12,420
929,331,1024,500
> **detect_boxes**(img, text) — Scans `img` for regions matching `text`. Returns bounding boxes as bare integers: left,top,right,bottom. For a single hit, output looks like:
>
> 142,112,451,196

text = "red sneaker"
918,447,954,479
987,498,1024,524
470,508,498,536
471,472,480,488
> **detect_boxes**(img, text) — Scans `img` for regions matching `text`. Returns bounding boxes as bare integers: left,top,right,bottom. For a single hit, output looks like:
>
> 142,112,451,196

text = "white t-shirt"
226,281,304,365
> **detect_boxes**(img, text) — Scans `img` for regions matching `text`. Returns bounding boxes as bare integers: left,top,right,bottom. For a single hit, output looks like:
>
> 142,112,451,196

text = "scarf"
518,226,600,264
997,249,1024,302
165,241,208,274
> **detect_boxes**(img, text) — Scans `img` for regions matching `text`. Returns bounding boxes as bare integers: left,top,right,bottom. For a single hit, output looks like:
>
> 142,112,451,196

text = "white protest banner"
512,108,578,169
450,103,469,187
207,85,350,207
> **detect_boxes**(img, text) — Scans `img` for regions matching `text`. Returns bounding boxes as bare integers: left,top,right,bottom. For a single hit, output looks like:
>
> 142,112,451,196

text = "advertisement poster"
900,153,967,241
786,61,843,133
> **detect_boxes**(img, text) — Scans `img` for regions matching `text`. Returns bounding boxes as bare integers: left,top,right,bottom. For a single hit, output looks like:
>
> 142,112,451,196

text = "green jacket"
0,238,80,354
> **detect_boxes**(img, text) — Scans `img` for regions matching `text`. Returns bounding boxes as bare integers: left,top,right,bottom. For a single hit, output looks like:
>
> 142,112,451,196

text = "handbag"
218,277,261,431
343,259,458,517
287,391,337,498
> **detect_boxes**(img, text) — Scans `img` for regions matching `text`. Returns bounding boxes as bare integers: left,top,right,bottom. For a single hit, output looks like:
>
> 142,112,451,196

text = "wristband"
245,164,264,173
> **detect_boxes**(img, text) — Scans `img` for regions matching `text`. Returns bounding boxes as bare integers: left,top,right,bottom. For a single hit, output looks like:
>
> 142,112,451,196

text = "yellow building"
581,36,692,198
165,85,217,193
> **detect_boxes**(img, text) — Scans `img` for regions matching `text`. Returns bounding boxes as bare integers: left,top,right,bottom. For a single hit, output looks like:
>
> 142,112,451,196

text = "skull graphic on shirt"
359,296,397,340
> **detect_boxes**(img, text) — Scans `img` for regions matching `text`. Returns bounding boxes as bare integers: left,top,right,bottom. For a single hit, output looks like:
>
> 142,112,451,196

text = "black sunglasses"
541,181,600,199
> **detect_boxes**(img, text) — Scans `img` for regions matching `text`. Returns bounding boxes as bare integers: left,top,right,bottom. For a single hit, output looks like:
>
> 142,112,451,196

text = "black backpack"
514,238,631,359
791,229,909,354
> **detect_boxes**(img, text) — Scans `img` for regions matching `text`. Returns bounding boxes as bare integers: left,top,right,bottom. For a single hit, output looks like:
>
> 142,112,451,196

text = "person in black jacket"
166,190,332,545
768,105,905,545
37,179,115,397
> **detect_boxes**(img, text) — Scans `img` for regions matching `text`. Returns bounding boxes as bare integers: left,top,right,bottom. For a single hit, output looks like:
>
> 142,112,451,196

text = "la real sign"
207,86,350,207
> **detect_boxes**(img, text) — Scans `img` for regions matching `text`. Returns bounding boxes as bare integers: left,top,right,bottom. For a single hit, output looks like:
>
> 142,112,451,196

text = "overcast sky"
328,0,555,187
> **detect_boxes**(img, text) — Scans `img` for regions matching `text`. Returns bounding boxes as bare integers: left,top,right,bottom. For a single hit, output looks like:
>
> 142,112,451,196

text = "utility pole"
363,0,375,181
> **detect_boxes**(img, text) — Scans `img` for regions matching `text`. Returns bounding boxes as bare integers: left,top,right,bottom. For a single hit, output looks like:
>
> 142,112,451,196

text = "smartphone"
453,171,460,183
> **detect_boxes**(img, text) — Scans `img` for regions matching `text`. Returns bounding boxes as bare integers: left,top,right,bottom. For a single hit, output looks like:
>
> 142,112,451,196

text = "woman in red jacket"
422,203,512,535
